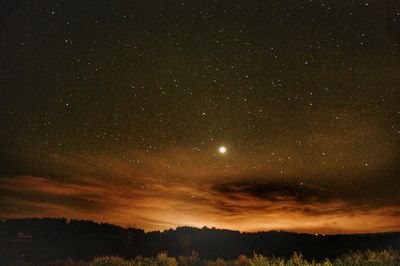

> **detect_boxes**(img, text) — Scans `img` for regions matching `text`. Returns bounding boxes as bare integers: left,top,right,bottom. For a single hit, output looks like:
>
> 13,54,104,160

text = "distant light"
218,146,227,154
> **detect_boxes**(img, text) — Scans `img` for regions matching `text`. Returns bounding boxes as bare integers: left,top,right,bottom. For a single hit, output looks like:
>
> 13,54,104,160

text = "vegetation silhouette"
6,250,400,266
87,250,400,266
1,218,399,265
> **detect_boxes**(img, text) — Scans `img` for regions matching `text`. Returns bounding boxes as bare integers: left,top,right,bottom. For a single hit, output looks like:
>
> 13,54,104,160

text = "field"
7,249,400,266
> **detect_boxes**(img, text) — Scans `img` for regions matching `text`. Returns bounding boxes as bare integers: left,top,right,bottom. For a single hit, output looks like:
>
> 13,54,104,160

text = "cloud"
212,179,327,203
0,149,400,234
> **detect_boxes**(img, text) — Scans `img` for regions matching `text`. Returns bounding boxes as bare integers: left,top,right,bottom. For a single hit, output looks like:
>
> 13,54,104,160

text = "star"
218,146,227,154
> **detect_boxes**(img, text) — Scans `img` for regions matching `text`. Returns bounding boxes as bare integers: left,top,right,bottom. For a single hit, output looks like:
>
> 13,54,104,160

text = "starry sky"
1,0,400,234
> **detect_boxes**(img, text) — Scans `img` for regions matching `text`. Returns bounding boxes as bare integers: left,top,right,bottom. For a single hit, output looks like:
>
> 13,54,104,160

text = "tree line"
0,218,399,264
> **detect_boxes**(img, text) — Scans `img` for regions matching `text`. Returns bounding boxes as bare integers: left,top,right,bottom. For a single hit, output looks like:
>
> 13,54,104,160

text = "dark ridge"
0,218,399,264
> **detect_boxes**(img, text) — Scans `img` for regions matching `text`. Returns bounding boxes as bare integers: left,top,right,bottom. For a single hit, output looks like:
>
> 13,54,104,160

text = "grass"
6,249,400,266
89,249,400,266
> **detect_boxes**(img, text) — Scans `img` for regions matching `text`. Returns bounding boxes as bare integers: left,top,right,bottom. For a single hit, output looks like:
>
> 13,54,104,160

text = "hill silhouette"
0,218,399,264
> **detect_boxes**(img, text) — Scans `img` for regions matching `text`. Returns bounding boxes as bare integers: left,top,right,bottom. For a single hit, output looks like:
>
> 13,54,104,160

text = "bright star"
218,146,227,154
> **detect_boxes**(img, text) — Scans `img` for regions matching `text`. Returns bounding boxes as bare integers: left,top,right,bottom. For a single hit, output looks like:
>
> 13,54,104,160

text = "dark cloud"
212,179,328,203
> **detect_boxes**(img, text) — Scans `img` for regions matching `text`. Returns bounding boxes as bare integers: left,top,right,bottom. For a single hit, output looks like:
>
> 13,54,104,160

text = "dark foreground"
1,218,400,265
6,250,400,266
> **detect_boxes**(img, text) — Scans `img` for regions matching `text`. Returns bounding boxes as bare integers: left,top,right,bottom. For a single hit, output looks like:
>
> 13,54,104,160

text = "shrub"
234,255,252,266
90,256,131,266
334,249,400,266
85,250,399,266
178,251,204,266
156,252,177,266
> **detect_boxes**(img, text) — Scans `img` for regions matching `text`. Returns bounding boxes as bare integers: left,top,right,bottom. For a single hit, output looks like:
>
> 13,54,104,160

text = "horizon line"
2,216,400,236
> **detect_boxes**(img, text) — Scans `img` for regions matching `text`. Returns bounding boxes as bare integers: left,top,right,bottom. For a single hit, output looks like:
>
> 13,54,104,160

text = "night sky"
1,0,400,234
